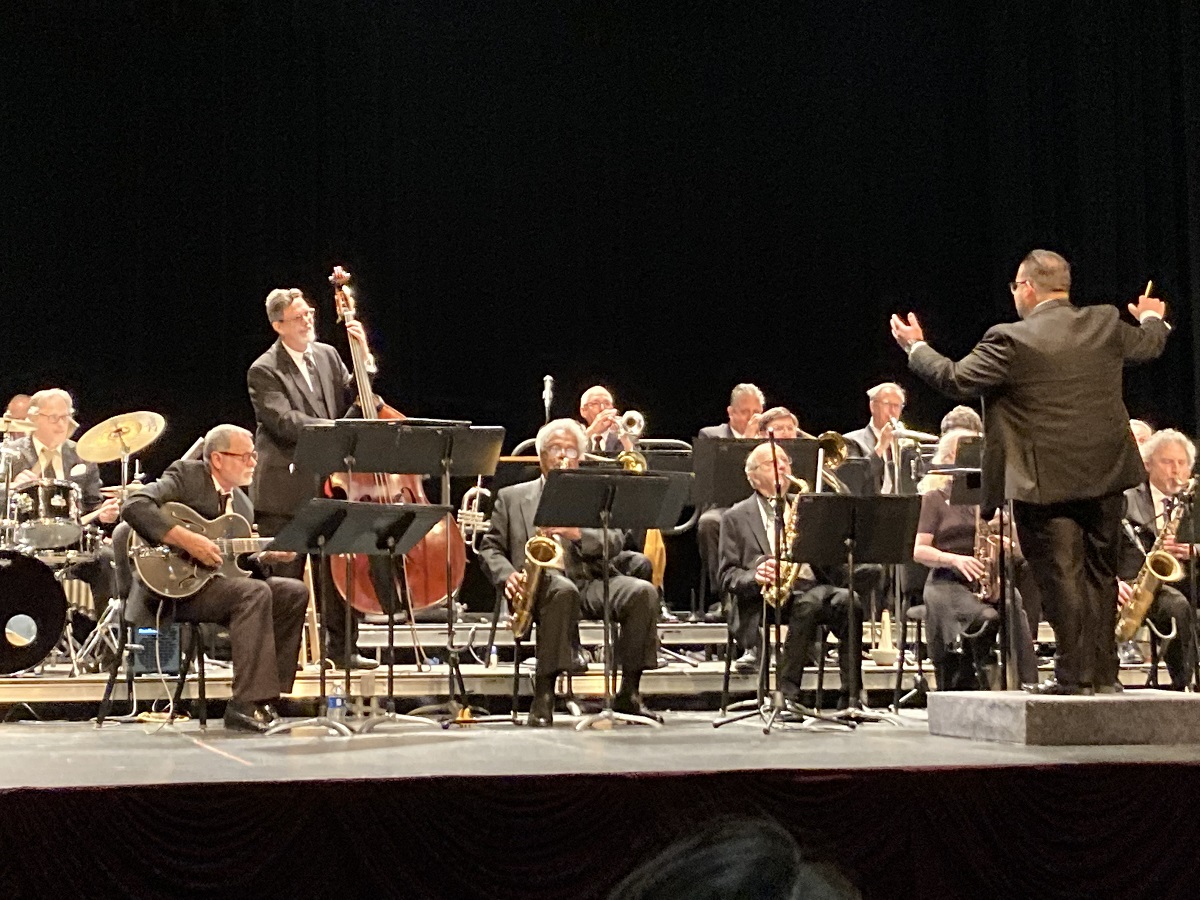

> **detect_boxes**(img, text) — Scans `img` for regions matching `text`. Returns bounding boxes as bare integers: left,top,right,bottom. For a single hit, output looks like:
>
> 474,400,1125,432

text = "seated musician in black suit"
696,384,765,607
912,429,1037,690
10,389,120,629
477,418,661,726
1116,428,1197,689
579,385,640,454
842,382,920,495
718,441,863,708
121,425,309,733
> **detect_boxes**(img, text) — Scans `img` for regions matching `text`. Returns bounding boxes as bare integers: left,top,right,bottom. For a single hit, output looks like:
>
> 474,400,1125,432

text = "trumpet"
456,476,492,551
616,410,645,439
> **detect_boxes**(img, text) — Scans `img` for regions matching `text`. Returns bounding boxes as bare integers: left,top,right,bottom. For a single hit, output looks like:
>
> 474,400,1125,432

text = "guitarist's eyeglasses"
214,450,259,464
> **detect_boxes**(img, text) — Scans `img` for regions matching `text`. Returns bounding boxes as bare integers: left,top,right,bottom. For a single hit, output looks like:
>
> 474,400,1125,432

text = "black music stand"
397,423,505,723
536,468,673,730
792,493,921,725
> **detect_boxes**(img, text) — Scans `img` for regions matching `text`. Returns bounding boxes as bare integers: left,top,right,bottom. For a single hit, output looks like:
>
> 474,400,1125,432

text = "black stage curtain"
2,764,1199,899
3,0,1198,467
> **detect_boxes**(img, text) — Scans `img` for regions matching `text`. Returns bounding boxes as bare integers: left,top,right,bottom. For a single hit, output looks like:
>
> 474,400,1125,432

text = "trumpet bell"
618,410,645,438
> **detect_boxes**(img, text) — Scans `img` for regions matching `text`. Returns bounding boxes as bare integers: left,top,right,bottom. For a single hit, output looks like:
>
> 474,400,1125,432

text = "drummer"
10,389,118,631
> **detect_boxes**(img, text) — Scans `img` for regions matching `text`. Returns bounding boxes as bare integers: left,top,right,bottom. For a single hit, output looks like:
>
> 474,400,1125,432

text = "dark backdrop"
3,0,1198,479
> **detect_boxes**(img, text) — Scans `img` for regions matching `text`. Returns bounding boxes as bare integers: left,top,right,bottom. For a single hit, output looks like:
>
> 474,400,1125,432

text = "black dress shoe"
323,654,380,671
224,701,271,734
1022,679,1093,696
1093,682,1124,694
567,650,590,676
612,694,664,723
257,702,283,724
527,691,554,727
733,650,760,674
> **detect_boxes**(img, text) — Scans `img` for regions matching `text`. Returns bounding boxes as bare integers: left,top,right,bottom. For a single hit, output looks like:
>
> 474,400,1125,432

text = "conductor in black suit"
477,419,661,726
891,249,1170,695
120,425,308,732
247,286,378,669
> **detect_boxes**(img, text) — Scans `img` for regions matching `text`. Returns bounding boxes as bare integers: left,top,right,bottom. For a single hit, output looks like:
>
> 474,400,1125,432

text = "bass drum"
0,551,68,675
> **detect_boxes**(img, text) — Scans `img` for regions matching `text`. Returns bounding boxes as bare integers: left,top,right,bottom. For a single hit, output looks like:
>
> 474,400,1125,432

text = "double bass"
324,266,467,613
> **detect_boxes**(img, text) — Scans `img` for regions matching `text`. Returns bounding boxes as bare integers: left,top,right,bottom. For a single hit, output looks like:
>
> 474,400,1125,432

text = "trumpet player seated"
477,418,661,727
579,385,640,454
912,430,1037,690
1114,429,1198,689
717,442,863,707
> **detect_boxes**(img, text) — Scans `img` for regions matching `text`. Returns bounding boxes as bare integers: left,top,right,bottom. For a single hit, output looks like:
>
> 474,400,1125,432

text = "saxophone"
973,507,1000,602
509,457,569,640
1116,477,1197,642
762,475,809,607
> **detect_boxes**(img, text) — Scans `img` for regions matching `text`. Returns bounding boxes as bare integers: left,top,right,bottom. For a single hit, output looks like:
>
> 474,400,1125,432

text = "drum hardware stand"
714,436,852,733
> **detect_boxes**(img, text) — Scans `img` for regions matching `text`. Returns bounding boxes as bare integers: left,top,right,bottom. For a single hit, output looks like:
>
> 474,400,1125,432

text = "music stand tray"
537,469,672,730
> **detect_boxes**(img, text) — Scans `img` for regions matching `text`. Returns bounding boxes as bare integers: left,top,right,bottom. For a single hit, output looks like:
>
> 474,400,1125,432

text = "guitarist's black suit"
121,460,308,703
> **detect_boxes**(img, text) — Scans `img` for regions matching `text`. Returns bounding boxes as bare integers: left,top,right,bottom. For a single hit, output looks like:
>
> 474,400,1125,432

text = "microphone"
542,375,554,423
1122,518,1148,556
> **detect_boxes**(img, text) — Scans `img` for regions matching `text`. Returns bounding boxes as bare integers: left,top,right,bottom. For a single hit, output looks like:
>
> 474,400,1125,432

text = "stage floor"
5,707,1200,792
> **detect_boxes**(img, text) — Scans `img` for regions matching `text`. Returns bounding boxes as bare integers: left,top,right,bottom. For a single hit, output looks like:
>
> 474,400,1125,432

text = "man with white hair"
478,418,661,726
122,424,309,732
843,382,919,495
9,389,120,628
1116,429,1198,689
579,385,639,454
718,442,864,706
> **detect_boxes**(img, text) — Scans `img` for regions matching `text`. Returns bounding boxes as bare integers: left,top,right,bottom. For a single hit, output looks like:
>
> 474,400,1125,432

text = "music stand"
792,493,921,724
396,423,505,723
536,468,672,729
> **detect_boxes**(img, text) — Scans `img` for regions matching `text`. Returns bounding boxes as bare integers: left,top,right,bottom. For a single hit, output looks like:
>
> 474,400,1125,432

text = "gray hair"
535,418,587,456
866,382,906,403
940,405,983,435
28,388,76,417
729,383,764,406
1142,428,1196,470
744,441,785,478
1019,249,1071,293
265,287,305,323
202,424,252,463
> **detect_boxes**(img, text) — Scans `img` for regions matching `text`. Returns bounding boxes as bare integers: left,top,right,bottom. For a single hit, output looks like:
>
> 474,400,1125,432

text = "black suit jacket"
1118,481,1196,582
120,459,257,625
842,423,920,495
10,437,103,514
247,339,356,517
477,477,627,587
698,423,736,440
908,301,1169,509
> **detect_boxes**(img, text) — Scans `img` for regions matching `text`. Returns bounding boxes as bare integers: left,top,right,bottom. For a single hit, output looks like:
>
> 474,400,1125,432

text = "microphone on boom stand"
542,375,554,424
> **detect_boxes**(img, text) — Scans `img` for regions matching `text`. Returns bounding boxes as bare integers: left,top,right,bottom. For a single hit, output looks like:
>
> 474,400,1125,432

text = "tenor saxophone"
762,475,809,607
509,529,564,640
1116,477,1197,642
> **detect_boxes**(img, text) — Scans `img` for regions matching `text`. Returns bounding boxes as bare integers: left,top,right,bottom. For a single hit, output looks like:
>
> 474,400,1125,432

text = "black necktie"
218,493,232,516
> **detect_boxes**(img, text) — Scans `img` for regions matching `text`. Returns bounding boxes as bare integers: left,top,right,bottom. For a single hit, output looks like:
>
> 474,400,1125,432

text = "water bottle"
327,684,346,723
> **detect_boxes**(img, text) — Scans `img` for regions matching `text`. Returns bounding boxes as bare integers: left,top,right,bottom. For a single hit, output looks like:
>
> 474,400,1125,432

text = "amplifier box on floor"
132,625,181,675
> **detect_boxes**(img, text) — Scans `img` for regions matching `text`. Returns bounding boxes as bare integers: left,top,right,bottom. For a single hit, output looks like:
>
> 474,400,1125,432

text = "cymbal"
0,416,35,434
76,412,166,463
100,483,144,497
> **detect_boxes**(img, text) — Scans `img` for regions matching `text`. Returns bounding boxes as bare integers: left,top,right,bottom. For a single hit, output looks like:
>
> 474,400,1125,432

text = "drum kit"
0,411,164,675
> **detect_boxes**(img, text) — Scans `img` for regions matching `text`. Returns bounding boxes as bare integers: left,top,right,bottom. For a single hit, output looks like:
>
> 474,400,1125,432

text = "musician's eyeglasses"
215,450,259,464
545,446,580,459
282,309,316,323
1008,280,1031,292
34,413,73,424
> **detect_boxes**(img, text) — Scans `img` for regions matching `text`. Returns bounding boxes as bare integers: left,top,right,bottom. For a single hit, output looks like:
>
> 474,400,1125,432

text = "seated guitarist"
121,424,308,733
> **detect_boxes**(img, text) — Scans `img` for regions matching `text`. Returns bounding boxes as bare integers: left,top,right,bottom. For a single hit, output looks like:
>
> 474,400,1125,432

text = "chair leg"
194,625,207,729
1147,633,1160,688
97,617,128,726
511,638,522,724
815,627,827,710
893,604,909,710
720,633,734,716
171,626,196,719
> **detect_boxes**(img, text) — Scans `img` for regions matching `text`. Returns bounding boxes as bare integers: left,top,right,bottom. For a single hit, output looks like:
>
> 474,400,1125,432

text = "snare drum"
11,479,83,550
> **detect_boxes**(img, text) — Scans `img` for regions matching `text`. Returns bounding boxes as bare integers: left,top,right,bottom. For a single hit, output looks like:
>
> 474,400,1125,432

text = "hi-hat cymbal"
0,416,35,434
76,412,166,463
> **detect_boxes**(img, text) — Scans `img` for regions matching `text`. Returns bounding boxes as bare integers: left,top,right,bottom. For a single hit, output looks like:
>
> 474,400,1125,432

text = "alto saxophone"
762,475,809,607
1116,477,1197,642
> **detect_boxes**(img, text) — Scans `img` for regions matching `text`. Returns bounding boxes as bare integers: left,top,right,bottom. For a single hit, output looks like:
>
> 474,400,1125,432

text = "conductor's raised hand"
1128,289,1166,322
889,312,924,351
